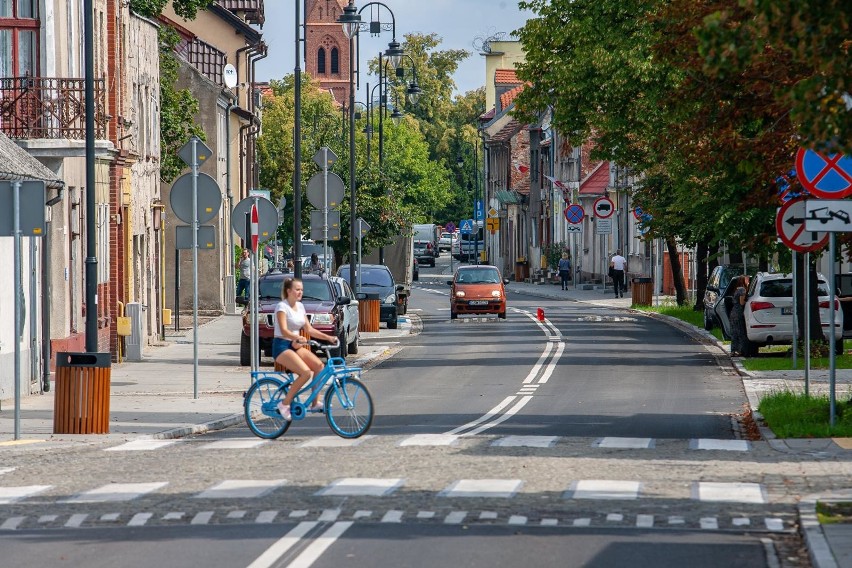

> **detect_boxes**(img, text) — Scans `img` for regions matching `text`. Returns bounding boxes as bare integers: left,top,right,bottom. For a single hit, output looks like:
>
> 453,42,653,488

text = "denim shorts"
272,337,294,359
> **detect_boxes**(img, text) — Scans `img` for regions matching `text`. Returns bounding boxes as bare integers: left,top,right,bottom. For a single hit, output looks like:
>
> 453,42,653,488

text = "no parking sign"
795,148,852,199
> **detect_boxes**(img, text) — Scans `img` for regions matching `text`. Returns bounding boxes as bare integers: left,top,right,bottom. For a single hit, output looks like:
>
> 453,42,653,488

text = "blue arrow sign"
474,200,484,221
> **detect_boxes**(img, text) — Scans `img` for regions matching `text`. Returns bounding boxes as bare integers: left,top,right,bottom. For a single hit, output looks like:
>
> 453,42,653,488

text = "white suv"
716,272,843,354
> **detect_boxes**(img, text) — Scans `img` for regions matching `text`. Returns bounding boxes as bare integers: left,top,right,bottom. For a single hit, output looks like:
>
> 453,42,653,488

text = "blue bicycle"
243,340,374,439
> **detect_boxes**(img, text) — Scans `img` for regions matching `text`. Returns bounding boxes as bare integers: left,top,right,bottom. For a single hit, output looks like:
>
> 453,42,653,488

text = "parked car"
413,240,436,267
714,271,844,354
337,264,402,329
703,265,743,331
236,272,355,366
413,257,419,281
438,232,457,251
302,254,333,275
447,265,508,319
328,275,360,355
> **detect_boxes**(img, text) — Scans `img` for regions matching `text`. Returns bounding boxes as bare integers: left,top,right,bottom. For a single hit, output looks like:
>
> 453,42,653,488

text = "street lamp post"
338,0,403,290
457,140,481,265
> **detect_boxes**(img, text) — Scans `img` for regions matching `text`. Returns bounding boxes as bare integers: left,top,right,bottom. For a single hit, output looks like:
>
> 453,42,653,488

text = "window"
0,0,39,77
330,47,339,74
317,47,326,74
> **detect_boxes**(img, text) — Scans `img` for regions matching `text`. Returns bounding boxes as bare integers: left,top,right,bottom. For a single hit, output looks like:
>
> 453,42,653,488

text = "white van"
412,224,440,258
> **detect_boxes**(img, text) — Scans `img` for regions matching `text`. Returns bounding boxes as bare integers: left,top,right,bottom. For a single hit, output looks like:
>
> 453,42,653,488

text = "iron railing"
0,76,108,140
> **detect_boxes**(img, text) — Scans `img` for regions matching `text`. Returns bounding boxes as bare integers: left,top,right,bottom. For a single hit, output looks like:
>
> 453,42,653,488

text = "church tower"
304,0,354,105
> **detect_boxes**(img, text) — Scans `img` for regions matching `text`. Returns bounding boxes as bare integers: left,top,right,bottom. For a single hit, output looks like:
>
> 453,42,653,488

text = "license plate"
781,307,792,315
469,300,488,306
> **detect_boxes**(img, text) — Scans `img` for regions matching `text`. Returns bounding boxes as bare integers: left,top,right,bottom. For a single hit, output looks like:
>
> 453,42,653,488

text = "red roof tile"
579,162,610,195
500,84,525,109
495,69,520,84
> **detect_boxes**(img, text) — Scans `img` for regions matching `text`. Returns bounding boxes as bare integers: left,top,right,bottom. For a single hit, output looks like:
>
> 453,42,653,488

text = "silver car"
328,276,361,355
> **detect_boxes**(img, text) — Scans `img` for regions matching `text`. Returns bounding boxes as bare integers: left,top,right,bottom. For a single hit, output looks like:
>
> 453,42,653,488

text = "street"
0,256,843,567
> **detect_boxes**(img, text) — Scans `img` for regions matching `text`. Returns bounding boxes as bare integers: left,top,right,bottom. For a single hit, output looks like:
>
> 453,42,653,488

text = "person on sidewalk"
610,250,627,298
273,277,336,421
558,252,572,290
236,249,253,299
729,275,750,356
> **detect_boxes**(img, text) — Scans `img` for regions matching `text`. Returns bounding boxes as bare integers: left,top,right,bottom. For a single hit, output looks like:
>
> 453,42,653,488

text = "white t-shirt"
274,301,306,338
611,255,627,270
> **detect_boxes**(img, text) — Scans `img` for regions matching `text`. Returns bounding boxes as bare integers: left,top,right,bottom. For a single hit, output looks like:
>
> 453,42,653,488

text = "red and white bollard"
537,308,545,321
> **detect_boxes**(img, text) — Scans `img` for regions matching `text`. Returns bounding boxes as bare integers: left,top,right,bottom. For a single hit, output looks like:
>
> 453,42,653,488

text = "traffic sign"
593,196,614,219
474,199,484,221
169,172,222,224
596,218,612,234
232,196,278,242
459,219,474,235
633,206,643,220
486,217,499,233
0,180,46,236
805,199,852,233
565,225,581,234
487,207,498,218
175,225,216,249
564,204,584,224
306,172,345,209
776,198,829,252
445,221,456,233
796,148,852,199
178,136,212,167
250,203,259,253
312,147,338,168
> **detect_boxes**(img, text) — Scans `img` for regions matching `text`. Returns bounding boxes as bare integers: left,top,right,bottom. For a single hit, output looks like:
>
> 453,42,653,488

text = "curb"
799,492,846,568
153,413,246,440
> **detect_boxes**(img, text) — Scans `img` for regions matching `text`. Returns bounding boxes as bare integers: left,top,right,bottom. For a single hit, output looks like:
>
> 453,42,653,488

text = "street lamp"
337,1,402,292
457,140,482,265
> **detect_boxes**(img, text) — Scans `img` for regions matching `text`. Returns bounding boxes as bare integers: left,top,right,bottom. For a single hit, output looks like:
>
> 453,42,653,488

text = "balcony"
0,77,108,140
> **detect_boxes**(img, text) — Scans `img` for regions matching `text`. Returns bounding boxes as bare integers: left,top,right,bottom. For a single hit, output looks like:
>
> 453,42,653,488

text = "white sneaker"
277,402,292,421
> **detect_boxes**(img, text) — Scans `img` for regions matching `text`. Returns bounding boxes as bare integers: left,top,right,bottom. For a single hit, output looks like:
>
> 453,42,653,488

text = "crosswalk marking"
354,510,373,519
765,518,784,531
104,439,180,452
668,516,685,525
416,511,434,519
691,439,750,452
508,515,527,525
299,436,371,448
163,512,185,521
290,510,309,518
636,514,654,528
595,437,654,449
1,516,25,530
227,511,247,519
63,482,168,503
194,479,286,500
0,467,15,476
0,485,52,504
693,482,766,504
38,515,58,523
541,518,558,526
316,478,403,497
399,434,458,446
100,513,120,522
191,512,214,525
444,511,467,524
568,480,641,500
256,511,277,524
479,511,498,520
732,517,750,526
65,514,88,528
128,513,152,527
201,438,266,450
491,435,557,448
440,479,522,498
381,510,403,523
606,513,624,522
700,517,719,530
573,518,591,527
319,509,341,522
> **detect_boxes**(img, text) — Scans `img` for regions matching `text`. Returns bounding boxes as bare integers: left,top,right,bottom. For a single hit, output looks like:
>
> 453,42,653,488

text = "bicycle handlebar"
307,338,340,351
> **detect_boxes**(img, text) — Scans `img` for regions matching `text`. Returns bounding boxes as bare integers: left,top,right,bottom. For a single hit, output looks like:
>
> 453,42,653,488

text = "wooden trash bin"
53,352,112,434
358,298,381,332
631,277,653,306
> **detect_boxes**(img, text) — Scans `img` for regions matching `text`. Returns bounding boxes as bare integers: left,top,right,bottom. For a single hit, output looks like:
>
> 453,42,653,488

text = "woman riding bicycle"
273,277,336,421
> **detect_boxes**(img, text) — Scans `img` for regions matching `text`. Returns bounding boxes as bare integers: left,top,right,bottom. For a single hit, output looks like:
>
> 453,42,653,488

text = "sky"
255,0,534,96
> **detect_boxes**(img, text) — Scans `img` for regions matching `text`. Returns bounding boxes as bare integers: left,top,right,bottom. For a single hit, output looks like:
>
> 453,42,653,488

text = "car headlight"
312,313,333,324
455,290,466,298
491,290,502,298
384,294,396,304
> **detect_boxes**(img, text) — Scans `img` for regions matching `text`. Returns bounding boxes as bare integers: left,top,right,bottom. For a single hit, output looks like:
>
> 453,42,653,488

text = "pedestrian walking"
610,249,627,298
235,249,253,299
558,252,572,290
729,275,749,356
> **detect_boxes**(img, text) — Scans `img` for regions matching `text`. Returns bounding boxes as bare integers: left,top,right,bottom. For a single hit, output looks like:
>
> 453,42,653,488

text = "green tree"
130,0,210,19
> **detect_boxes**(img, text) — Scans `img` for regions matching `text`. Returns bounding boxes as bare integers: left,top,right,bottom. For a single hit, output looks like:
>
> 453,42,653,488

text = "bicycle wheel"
325,376,373,438
244,377,291,439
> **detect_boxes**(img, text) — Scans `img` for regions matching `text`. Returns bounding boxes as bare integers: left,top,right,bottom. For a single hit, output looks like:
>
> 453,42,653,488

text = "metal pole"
474,142,479,265
323,146,329,271
348,33,357,292
294,0,303,278
84,0,98,353
251,198,259,374
13,181,22,439
829,234,837,426
192,137,199,399
30,239,38,394
792,251,798,369
357,219,363,293
805,251,811,396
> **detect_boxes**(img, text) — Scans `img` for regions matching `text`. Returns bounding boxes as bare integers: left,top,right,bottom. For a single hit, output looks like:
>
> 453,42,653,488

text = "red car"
447,265,508,319
237,272,355,365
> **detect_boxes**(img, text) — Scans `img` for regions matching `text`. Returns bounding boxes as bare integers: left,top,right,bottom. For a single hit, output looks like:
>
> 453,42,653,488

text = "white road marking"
536,341,564,384
573,518,591,527
444,511,467,524
353,510,373,519
256,511,278,524
693,482,766,504
594,437,654,449
63,482,168,503
445,396,517,436
700,517,719,530
317,478,404,497
0,485,51,504
0,517,25,530
0,467,14,475
201,438,267,450
38,515,58,523
163,512,185,520
541,518,558,526
765,518,784,532
606,513,624,522
194,479,287,499
491,435,558,448
284,521,353,568
245,521,318,568
381,510,403,523
128,513,152,527
440,479,522,498
691,439,750,452
668,516,685,525
416,511,434,519
399,434,458,446
318,509,340,522
65,514,88,528
463,396,534,437
100,513,120,522
191,511,214,525
227,511,247,519
508,515,527,525
299,436,371,448
290,510,309,518
732,517,751,526
568,480,641,500
479,511,498,520
636,514,654,528
104,439,180,451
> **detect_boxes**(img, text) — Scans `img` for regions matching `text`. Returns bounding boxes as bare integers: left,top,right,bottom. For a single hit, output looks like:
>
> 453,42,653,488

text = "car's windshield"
299,243,324,257
338,267,394,287
759,279,830,297
256,278,332,301
456,268,500,284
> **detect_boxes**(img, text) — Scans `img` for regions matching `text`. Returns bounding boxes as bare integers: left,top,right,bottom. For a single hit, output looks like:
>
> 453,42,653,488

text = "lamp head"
338,2,361,39
391,108,403,125
385,39,404,70
406,81,422,105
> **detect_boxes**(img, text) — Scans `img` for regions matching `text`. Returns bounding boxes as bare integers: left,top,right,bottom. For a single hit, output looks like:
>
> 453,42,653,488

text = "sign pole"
250,199,259,374
191,137,199,399
13,181,21,439
804,251,811,397
829,234,837,426
792,251,798,369
323,147,329,270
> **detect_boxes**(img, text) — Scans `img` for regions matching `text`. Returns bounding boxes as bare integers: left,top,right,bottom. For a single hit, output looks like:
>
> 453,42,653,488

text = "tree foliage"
130,0,211,20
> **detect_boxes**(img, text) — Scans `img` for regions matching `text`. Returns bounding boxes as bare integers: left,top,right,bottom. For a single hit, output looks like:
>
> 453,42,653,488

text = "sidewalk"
2,279,849,567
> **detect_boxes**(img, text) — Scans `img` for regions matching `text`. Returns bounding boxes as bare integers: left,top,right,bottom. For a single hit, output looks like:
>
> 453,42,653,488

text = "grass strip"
758,391,852,438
